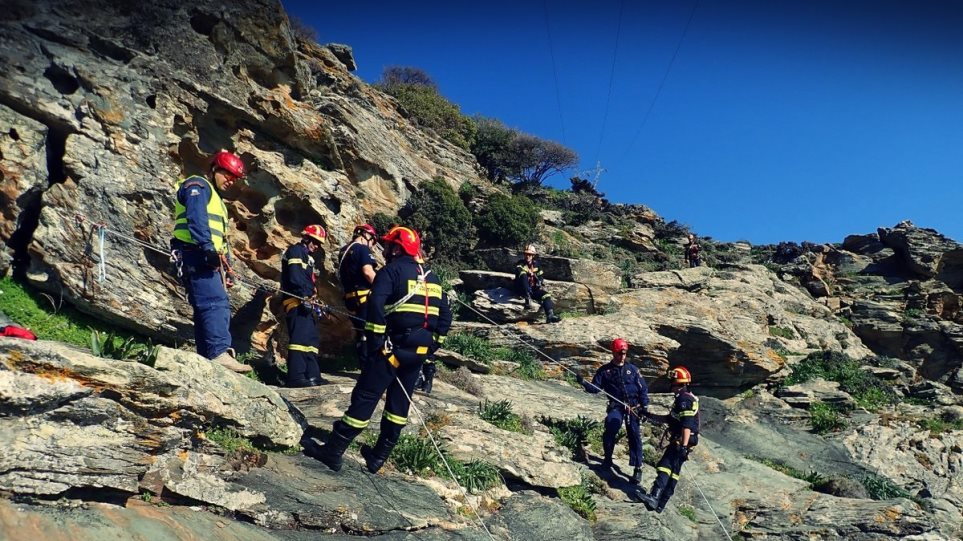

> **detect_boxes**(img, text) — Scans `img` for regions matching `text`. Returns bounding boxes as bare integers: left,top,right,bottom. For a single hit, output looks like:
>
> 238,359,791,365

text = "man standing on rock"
280,225,327,387
684,234,702,268
577,338,649,484
337,224,379,372
514,244,561,323
170,150,252,373
637,366,700,513
314,226,452,474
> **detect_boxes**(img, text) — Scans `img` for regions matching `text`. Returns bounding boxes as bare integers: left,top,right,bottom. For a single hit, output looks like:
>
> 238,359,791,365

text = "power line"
618,0,700,162
594,0,627,165
543,0,567,144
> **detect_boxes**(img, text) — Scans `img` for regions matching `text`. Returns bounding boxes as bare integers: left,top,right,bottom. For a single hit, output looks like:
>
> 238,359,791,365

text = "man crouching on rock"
310,226,452,474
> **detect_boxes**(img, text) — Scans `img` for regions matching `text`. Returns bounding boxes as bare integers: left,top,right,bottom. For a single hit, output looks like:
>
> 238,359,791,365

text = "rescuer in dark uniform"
314,226,452,474
280,225,327,387
337,224,379,372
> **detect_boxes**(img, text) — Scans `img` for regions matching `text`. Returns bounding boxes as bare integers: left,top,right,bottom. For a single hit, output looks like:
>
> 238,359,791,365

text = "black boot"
545,309,561,323
420,363,436,394
637,486,663,512
524,296,532,309
316,428,354,472
631,467,642,485
600,457,613,471
360,434,398,474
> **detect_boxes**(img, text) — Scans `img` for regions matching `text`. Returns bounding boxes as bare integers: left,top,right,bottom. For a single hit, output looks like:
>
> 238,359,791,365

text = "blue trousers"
285,303,321,384
603,404,643,467
181,250,232,359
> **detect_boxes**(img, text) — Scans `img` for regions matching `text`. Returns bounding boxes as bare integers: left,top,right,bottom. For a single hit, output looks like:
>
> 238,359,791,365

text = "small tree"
379,66,438,90
507,134,579,187
378,68,476,151
476,193,540,247
401,178,475,262
471,116,518,183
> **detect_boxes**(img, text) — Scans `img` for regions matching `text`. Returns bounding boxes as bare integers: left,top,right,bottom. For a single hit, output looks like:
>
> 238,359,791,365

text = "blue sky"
282,0,963,244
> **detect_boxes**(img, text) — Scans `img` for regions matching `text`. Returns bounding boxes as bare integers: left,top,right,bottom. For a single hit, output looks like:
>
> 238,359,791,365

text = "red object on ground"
0,325,37,340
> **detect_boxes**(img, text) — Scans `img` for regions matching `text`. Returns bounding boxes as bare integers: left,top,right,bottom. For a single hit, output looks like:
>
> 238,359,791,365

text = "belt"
344,289,370,300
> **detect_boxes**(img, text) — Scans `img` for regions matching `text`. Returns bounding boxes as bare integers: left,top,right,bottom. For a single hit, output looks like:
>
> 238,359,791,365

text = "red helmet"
302,224,327,243
612,338,629,353
354,224,377,238
210,150,245,179
668,366,692,385
381,226,421,256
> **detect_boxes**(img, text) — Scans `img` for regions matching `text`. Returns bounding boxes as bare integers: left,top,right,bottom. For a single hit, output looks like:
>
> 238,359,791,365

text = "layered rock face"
0,0,484,352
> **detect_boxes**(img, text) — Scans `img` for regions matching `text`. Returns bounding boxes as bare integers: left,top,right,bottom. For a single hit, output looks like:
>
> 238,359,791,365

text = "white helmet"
523,244,538,255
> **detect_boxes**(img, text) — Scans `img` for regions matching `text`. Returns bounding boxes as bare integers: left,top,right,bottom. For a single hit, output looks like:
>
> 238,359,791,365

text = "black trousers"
514,275,555,313
285,303,321,384
332,328,433,443
651,444,688,507
344,295,369,372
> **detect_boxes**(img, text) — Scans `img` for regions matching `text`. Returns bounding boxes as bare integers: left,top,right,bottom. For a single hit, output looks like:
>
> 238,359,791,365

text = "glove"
203,250,221,268
428,341,441,355
679,445,690,460
575,374,585,385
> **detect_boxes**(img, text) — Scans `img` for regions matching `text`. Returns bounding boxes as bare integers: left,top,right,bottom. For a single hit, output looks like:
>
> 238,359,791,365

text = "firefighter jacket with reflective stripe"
172,175,228,253
653,390,700,446
281,242,316,299
365,255,452,340
515,258,545,289
583,361,650,407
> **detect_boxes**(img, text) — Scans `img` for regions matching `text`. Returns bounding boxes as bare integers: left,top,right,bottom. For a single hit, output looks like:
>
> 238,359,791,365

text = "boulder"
474,249,622,292
774,379,857,409
323,43,356,71
460,271,613,320
878,222,963,279
629,266,713,290
0,338,302,498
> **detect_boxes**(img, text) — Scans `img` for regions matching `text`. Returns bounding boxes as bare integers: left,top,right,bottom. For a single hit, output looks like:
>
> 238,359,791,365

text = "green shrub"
478,400,528,433
783,351,898,411
514,354,546,381
89,330,159,366
750,456,829,490
369,212,399,239
390,434,442,475
768,326,795,339
917,415,963,435
540,416,600,460
859,473,910,500
401,178,475,263
558,483,597,522
380,75,476,150
471,116,518,183
809,402,847,434
475,193,540,248
678,504,697,522
448,459,503,493
445,333,497,361
205,427,257,454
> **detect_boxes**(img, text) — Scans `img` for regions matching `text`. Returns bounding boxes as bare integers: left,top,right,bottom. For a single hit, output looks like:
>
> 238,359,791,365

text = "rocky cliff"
1,1,962,540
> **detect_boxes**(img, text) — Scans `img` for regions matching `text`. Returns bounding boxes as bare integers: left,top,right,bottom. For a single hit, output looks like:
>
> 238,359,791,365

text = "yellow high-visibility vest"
172,175,229,253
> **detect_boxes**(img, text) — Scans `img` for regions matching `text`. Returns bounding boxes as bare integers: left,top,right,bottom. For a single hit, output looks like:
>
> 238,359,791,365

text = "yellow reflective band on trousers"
172,176,229,253
365,322,386,333
657,467,672,476
341,415,369,429
387,354,399,368
289,344,319,354
383,411,407,425
392,304,440,316
415,346,429,354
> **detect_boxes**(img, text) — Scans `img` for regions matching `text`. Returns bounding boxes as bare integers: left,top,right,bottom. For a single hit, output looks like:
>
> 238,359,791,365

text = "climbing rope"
447,295,735,540
394,376,498,541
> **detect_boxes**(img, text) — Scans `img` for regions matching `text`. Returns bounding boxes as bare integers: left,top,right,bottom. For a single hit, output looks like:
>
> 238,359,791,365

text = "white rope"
449,295,736,539
97,225,107,282
395,376,498,541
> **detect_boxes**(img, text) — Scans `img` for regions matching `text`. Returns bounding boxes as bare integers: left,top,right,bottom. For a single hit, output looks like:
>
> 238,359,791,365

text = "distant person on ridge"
514,244,561,323
636,366,701,513
170,150,252,373
314,226,452,474
280,225,328,387
684,234,701,268
577,338,649,485
337,224,379,372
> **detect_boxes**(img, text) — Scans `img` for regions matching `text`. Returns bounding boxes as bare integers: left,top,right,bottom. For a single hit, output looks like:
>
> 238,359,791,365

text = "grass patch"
903,308,923,321
678,504,697,522
514,354,546,380
540,415,600,461
444,334,544,380
809,402,847,434
0,276,152,349
783,351,898,411
389,434,502,493
916,415,963,435
859,473,909,500
204,427,257,454
749,456,829,490
768,325,795,339
558,481,597,522
478,400,529,434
